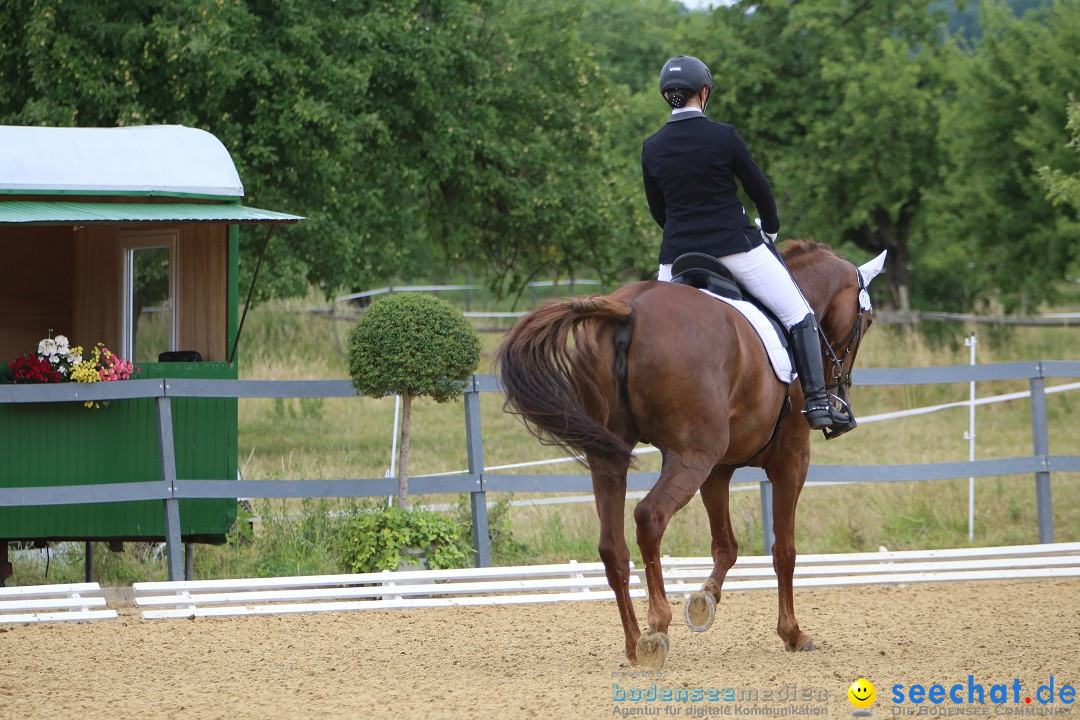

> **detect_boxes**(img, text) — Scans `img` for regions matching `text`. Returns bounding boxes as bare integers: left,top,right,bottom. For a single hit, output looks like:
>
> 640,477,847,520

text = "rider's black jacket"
642,111,779,265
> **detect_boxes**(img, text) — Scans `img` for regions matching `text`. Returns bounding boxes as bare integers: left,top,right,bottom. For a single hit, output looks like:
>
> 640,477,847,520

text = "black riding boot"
790,314,855,433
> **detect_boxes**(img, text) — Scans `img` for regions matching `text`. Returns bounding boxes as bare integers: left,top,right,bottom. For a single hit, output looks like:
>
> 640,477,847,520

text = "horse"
495,241,886,669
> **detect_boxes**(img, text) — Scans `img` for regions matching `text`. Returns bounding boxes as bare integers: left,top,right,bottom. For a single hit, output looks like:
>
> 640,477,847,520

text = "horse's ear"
857,251,887,287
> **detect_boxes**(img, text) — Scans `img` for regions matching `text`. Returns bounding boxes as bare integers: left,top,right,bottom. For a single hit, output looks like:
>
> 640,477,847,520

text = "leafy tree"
932,0,1051,41
686,0,952,309
579,0,688,90
578,0,694,280
923,0,1080,313
4,0,1077,314
1038,96,1080,213
346,293,480,508
0,0,637,299
417,0,640,296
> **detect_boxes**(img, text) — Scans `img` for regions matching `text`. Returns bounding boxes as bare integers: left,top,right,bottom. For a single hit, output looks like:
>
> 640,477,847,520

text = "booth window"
120,230,178,363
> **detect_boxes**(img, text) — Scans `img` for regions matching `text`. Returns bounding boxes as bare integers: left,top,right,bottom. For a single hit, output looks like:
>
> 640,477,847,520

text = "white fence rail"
3,543,1076,623
135,560,629,619
133,542,1080,620
0,582,116,624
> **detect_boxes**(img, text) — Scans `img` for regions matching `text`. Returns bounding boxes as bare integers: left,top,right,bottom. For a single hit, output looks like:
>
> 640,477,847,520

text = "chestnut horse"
496,242,886,669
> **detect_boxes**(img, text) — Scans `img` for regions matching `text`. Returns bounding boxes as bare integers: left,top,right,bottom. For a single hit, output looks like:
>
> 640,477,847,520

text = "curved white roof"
0,125,244,197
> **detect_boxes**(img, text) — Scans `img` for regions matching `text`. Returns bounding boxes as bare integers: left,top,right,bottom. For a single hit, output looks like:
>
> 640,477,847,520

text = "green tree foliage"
2,0,1077,314
578,0,690,280
685,0,951,309
346,292,480,507
933,0,1050,41
1039,96,1080,213
336,504,471,573
923,0,1080,313
347,293,480,402
421,0,634,294
0,0,633,298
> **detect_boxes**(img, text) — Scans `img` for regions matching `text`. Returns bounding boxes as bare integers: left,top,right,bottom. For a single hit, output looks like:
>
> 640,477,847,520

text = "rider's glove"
754,217,777,245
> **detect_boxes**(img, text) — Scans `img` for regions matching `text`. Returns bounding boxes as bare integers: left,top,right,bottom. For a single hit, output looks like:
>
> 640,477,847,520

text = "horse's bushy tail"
495,295,634,473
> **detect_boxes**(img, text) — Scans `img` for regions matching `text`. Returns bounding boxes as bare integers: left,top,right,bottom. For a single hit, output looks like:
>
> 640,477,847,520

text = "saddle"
668,251,791,355
669,252,743,301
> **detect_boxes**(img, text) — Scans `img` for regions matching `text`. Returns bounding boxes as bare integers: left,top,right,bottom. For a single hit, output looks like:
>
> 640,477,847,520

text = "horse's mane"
780,239,834,262
779,240,849,306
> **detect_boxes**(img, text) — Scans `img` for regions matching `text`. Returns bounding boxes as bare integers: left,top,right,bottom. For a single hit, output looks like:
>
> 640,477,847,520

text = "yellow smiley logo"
848,678,876,709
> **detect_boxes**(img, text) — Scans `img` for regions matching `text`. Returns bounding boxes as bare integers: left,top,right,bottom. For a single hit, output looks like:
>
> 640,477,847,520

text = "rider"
641,54,850,432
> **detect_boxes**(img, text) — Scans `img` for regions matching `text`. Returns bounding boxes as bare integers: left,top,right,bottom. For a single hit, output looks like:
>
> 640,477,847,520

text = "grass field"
9,286,1079,585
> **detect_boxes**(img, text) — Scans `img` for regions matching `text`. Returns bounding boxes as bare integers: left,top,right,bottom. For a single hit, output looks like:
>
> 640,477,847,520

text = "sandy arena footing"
1,578,1077,719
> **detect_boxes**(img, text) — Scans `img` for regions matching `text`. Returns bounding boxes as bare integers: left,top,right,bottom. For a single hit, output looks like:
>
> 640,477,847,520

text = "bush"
346,292,481,507
452,494,531,564
336,504,472,573
346,292,481,403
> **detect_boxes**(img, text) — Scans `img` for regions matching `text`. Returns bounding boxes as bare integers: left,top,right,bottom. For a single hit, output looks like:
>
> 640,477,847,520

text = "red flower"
9,353,62,383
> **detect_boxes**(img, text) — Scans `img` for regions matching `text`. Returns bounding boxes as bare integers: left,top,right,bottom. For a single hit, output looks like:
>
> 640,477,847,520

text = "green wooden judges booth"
0,125,302,582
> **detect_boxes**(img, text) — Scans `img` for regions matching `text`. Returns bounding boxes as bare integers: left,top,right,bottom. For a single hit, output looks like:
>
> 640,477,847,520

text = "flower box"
0,361,237,543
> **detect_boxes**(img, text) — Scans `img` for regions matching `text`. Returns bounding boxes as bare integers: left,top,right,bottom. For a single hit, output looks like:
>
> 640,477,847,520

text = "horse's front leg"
592,465,641,664
684,465,738,632
632,454,711,669
766,456,815,652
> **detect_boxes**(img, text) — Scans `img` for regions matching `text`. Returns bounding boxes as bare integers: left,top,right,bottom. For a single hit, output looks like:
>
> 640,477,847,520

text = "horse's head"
783,242,887,428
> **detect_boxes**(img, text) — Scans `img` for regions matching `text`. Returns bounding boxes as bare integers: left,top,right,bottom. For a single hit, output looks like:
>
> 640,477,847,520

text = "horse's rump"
613,282,788,464
497,281,789,474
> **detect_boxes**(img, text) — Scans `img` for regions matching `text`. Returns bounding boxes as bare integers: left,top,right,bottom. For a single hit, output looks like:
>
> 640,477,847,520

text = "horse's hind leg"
592,465,641,664
685,466,738,632
633,452,713,669
767,462,815,652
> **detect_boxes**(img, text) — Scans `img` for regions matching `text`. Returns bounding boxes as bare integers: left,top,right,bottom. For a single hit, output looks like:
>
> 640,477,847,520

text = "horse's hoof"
636,632,670,670
684,592,716,632
786,637,816,652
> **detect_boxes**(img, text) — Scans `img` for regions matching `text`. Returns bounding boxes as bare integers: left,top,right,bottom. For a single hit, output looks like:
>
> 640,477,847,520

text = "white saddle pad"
701,290,794,384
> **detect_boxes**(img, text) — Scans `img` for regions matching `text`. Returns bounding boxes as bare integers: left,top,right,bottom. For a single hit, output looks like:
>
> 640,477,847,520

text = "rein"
821,267,871,396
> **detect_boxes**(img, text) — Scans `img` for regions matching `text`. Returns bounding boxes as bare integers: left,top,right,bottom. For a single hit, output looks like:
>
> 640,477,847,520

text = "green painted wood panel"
0,362,237,542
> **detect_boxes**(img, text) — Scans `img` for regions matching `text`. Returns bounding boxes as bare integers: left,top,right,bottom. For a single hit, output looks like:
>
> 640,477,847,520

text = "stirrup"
803,395,857,440
803,405,847,427
822,417,857,440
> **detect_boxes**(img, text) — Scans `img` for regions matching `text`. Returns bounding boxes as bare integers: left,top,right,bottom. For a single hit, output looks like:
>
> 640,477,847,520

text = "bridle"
819,266,873,414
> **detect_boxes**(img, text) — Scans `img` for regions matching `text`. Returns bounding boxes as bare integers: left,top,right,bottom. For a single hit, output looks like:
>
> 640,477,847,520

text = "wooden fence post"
1029,365,1054,544
465,378,491,567
156,393,184,580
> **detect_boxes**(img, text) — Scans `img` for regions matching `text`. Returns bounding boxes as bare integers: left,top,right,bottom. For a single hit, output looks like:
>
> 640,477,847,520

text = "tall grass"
9,287,1078,585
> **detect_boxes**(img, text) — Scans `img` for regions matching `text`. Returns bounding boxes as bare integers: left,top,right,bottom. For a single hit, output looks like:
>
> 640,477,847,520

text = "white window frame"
119,230,179,362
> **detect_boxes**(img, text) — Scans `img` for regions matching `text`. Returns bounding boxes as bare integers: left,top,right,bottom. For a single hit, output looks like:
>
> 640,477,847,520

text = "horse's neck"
789,253,849,318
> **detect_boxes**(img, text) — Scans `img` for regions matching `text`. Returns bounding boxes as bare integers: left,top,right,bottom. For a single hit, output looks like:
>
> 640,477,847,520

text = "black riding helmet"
659,55,714,111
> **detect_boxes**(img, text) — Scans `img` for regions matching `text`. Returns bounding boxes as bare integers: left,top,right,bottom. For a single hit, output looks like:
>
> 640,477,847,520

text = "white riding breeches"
657,243,813,329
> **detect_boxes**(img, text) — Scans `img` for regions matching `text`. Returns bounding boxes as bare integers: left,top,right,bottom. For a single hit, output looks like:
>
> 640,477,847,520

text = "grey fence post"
156,393,184,580
1029,369,1054,544
465,379,491,567
760,480,774,556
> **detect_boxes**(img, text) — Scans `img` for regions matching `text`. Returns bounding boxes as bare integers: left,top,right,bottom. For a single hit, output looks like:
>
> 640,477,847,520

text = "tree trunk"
397,389,412,510
883,236,911,312
851,213,912,312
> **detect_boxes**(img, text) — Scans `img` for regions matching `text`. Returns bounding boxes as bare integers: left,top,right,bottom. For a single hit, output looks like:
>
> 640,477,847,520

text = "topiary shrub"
347,292,481,508
336,504,471,573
